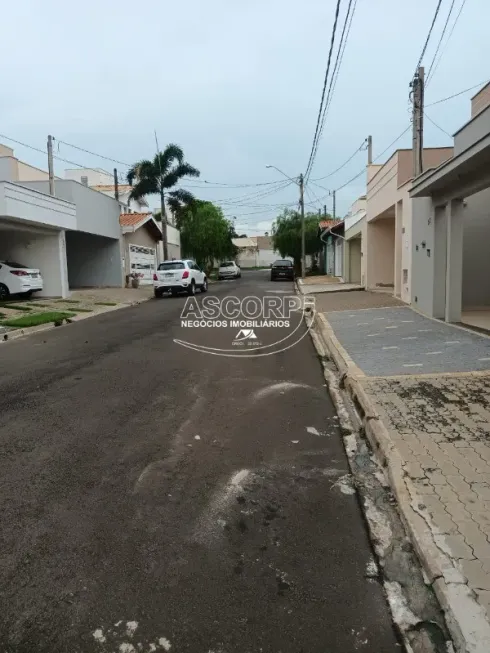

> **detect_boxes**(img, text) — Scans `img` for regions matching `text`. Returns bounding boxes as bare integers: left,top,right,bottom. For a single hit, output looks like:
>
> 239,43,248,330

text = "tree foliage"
271,208,326,268
126,143,199,219
179,201,238,272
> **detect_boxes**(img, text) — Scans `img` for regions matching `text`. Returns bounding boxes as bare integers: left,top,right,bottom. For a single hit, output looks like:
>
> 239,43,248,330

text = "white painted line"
383,346,399,350
401,320,414,323
357,322,369,326
366,333,380,337
445,340,460,345
403,363,423,368
402,336,418,340
386,326,398,329
418,329,432,332
426,351,442,356
478,357,490,362
373,317,386,321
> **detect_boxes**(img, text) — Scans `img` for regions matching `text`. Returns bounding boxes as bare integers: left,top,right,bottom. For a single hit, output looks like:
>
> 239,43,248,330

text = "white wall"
411,197,436,316
19,180,121,240
0,228,68,297
0,182,76,231
257,248,278,267
64,168,112,186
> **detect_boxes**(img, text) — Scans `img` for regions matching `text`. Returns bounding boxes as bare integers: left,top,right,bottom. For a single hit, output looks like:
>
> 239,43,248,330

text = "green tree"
180,201,238,273
127,144,200,260
271,208,326,272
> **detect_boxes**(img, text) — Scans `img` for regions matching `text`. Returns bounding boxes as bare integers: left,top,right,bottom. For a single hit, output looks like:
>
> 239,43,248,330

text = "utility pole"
324,205,327,217
411,66,425,177
367,135,373,165
47,135,55,196
114,168,119,202
299,173,305,279
332,190,336,220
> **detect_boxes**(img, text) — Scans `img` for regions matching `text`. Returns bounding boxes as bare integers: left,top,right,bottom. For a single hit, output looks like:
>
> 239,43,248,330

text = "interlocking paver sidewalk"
362,374,490,619
312,290,490,648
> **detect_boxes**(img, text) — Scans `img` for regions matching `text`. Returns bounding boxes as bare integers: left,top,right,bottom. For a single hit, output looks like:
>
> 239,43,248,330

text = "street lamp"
266,165,305,279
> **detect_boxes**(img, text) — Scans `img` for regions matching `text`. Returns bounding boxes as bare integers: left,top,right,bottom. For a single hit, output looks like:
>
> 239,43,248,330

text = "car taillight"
10,270,28,276
182,270,189,279
153,273,158,281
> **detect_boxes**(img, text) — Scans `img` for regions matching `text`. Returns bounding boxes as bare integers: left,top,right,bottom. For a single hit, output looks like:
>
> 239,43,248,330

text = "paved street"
0,271,401,652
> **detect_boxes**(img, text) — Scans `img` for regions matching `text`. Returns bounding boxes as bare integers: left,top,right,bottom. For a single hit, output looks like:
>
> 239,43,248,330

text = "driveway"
0,271,399,652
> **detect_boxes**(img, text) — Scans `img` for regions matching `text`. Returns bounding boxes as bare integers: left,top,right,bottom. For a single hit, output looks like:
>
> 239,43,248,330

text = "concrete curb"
310,312,490,653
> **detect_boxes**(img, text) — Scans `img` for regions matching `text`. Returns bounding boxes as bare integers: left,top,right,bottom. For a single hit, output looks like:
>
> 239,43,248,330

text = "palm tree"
127,144,200,260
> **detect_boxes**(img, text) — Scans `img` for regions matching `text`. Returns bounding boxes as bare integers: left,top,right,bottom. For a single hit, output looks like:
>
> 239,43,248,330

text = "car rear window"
158,262,185,270
220,262,234,267
1,261,28,268
273,260,292,267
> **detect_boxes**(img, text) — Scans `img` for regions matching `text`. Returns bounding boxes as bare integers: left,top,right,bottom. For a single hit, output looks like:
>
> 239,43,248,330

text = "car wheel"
154,288,163,298
201,278,208,293
0,283,9,301
187,281,196,296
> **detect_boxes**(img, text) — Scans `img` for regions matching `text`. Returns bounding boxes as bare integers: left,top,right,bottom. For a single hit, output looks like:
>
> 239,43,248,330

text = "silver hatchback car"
218,261,241,280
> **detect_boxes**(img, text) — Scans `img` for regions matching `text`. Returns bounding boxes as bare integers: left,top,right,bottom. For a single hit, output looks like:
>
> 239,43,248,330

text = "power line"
304,0,343,179
426,0,457,84
311,138,366,182
306,0,357,182
57,140,131,168
310,0,357,178
414,0,444,73
426,0,469,84
426,78,488,106
334,125,411,193
424,111,452,137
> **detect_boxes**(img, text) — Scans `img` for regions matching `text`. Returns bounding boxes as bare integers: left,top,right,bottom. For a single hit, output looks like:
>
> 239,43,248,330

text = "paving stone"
461,560,490,591
445,533,476,560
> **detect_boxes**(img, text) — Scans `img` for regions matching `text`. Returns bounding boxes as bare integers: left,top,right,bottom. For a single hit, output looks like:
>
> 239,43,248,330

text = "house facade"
0,144,124,297
365,146,453,303
410,83,490,329
343,196,366,285
64,168,149,216
233,236,280,267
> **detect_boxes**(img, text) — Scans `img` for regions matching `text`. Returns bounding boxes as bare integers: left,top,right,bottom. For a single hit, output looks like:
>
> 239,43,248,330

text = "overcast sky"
1,0,488,235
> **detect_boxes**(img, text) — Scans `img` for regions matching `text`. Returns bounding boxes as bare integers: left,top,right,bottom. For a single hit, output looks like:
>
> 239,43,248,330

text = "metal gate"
129,244,156,285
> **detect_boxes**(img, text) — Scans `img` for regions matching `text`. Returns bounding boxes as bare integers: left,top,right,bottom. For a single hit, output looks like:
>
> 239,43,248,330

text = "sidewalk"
311,290,490,653
297,275,362,295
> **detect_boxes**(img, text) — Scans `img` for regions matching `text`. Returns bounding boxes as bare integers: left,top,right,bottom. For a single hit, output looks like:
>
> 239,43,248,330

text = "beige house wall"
366,217,395,289
471,82,490,118
366,154,398,221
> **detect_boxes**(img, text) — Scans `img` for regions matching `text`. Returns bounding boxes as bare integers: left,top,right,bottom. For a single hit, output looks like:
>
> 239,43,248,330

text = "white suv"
153,259,208,297
0,260,44,300
218,261,241,280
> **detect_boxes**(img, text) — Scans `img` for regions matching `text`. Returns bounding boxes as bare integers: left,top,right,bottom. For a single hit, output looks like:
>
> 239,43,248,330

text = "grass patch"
94,301,118,306
0,303,32,312
56,299,81,304
1,311,75,328
71,307,93,312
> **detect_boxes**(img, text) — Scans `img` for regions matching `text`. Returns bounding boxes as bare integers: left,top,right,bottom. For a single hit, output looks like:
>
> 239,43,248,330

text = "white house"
64,168,149,216
0,144,124,297
232,235,280,267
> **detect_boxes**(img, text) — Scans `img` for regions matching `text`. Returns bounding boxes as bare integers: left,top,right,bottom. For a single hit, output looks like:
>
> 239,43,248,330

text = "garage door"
129,244,156,285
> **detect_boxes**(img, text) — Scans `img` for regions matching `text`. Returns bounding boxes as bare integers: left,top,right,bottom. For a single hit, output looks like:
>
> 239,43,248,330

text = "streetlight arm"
265,165,299,185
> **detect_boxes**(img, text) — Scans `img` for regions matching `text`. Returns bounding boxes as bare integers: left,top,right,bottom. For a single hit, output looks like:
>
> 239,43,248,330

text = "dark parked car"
271,259,294,281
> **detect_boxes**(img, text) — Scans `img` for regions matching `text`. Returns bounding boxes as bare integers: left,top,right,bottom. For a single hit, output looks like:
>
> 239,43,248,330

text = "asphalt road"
0,270,401,653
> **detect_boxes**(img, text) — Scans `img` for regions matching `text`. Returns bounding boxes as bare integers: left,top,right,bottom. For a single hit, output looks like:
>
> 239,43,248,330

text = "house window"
81,176,88,186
